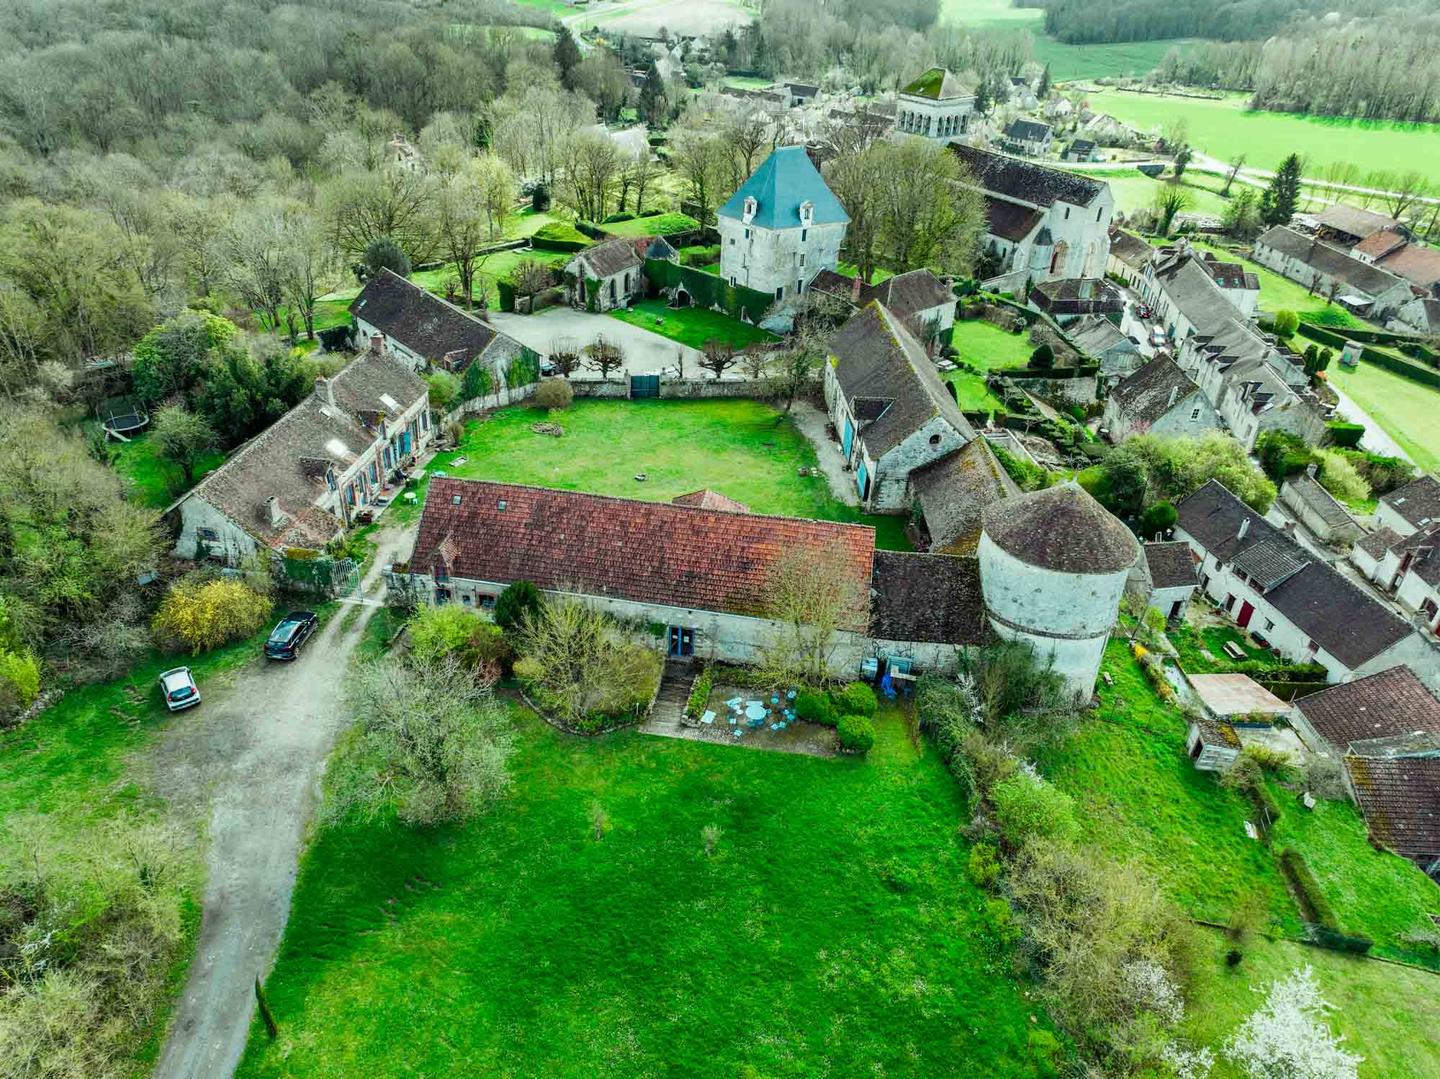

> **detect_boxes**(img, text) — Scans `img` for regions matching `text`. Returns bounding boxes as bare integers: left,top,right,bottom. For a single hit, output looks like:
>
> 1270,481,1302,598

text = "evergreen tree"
1260,154,1303,227
639,62,667,127
974,76,992,115
553,26,582,90
1037,64,1051,97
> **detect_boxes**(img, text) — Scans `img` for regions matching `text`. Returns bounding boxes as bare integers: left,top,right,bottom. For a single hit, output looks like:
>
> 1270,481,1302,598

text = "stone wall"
1008,372,1098,406
570,377,790,400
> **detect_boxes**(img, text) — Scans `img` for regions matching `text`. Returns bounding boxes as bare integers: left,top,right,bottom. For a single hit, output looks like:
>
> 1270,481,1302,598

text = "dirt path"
152,525,410,1079
789,400,860,506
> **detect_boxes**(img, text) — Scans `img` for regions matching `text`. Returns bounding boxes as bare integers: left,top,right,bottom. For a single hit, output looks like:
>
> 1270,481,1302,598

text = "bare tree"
322,165,437,263
549,337,583,377
698,339,737,380
739,347,768,381
1221,154,1247,196
620,151,659,216
760,540,868,684
437,154,515,307
556,129,624,223
1379,170,1430,219
585,336,624,380
511,258,554,301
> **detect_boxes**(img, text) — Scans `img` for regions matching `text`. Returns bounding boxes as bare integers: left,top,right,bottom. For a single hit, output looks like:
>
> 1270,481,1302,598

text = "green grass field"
602,212,700,237
1168,619,1281,674
1328,357,1440,473
949,318,1035,371
102,429,225,509
1078,168,1232,219
238,706,1054,1076
610,298,777,350
1081,88,1440,175
945,372,1005,411
421,400,912,549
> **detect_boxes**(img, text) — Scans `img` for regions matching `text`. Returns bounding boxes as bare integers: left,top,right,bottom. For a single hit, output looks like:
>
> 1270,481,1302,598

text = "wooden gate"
630,374,660,399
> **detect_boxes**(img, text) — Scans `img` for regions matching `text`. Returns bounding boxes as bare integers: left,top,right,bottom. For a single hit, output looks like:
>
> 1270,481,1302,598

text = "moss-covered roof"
900,67,973,101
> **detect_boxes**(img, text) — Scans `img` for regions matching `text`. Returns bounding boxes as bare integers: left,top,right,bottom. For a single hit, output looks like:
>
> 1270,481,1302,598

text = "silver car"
159,667,201,711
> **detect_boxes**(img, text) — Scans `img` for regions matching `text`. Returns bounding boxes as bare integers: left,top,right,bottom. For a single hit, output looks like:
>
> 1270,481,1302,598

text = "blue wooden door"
400,430,412,454
855,459,868,498
842,417,854,456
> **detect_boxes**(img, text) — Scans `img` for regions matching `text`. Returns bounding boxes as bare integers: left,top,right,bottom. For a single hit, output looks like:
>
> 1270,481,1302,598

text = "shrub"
1279,848,1336,928
533,377,573,410
1272,309,1299,337
151,580,271,654
425,370,460,411
1029,343,1054,369
0,646,40,715
1315,450,1370,503
967,842,1002,891
836,714,875,754
494,581,543,634
530,221,590,251
686,666,713,717
831,680,876,717
602,211,635,223
405,605,508,676
794,689,836,726
989,770,1077,847
1325,421,1364,448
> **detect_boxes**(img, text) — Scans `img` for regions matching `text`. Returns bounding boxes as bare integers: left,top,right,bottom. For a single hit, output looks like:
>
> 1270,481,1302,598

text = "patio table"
744,702,767,722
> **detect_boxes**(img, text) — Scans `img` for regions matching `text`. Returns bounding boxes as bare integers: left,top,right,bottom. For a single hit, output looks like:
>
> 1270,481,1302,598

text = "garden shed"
1185,717,1241,772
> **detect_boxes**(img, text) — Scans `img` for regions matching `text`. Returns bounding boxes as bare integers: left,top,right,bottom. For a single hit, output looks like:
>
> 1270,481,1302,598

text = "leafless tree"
549,337,583,377
698,339,737,380
585,336,623,379
760,540,868,684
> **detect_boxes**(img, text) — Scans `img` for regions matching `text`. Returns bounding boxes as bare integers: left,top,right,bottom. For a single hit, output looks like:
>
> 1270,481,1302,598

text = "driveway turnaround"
488,307,703,377
153,527,407,1079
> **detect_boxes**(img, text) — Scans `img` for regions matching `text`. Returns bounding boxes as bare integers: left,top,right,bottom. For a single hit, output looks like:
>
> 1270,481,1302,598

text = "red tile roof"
1345,755,1440,872
1295,665,1440,751
671,489,750,512
414,479,875,628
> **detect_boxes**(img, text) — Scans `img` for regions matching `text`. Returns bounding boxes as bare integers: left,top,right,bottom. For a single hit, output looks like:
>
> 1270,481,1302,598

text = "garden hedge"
1298,324,1440,389
531,222,590,252
496,278,516,313
1326,421,1365,448
644,258,772,324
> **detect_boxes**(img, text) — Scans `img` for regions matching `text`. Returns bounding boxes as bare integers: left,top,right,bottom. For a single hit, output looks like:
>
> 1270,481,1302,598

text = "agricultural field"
418,399,913,549
1328,357,1440,473
238,706,1053,1076
1081,88,1440,175
610,297,776,350
575,0,755,36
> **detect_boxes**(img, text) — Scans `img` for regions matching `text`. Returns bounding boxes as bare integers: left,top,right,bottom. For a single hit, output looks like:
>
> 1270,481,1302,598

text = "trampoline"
100,396,150,439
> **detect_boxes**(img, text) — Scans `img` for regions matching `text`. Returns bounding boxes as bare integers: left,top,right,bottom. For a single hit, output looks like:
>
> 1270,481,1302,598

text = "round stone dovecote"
978,480,1140,699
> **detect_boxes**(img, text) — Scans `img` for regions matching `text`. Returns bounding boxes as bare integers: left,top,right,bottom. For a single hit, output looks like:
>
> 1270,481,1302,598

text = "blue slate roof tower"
716,146,850,301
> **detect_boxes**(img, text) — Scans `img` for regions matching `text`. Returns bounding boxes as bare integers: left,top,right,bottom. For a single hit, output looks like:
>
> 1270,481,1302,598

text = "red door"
1237,601,1255,628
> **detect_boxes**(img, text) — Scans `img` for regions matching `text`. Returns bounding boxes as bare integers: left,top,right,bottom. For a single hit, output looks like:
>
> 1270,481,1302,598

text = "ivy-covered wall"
645,259,773,325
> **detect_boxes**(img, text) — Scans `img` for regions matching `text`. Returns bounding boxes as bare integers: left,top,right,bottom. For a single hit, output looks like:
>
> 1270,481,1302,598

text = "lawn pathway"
153,524,409,1079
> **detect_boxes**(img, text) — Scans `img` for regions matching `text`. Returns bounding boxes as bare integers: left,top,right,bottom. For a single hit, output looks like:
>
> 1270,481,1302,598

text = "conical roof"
982,480,1138,575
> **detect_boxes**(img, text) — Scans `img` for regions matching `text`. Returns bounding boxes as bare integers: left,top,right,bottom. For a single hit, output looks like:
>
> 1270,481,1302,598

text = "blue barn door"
842,417,854,456
855,459,869,499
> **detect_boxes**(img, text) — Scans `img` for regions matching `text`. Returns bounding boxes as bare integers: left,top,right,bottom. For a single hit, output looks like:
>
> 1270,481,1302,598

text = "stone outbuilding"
1278,469,1363,547
1185,717,1242,772
978,481,1139,699
564,238,646,312
908,438,1020,556
350,268,523,375
1127,540,1198,622
1103,356,1219,443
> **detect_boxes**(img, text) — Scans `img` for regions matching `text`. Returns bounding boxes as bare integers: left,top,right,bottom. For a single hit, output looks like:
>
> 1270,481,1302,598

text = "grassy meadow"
1328,358,1440,473
610,297,777,349
239,706,1057,1077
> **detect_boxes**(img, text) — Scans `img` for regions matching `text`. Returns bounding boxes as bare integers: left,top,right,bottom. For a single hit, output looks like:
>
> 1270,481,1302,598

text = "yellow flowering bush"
152,580,272,655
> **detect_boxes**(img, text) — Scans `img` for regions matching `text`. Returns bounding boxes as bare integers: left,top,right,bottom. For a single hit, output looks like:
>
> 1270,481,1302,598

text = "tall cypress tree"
553,25,581,90
639,62,666,127
1260,153,1303,227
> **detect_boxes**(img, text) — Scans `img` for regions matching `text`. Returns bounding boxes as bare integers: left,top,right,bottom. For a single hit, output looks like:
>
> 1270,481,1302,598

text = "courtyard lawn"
1081,88,1440,175
1076,168,1232,219
1033,640,1300,929
1168,618,1283,674
1184,928,1440,1079
1327,358,1440,473
238,707,1054,1077
1267,784,1440,969
418,400,911,549
610,298,777,350
948,318,1035,372
104,429,225,509
944,371,1006,412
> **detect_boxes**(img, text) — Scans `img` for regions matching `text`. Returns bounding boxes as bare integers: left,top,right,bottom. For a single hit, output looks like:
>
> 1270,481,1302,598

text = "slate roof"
1381,475,1440,531
1256,226,1408,299
1029,277,1123,317
911,440,1020,556
810,269,954,323
1143,541,1197,590
951,144,1105,208
829,302,975,457
1108,228,1152,271
1394,524,1440,587
350,269,506,370
1176,480,1414,668
717,145,849,230
571,237,644,279
1109,356,1201,428
1296,666,1440,752
1282,472,1356,534
1345,755,1440,871
1152,253,1247,329
413,479,876,629
184,345,425,549
899,67,974,101
1357,526,1404,559
1316,203,1398,242
671,489,749,512
982,481,1139,575
1068,315,1135,358
1004,118,1052,142
1199,252,1260,292
869,551,990,645
984,196,1045,242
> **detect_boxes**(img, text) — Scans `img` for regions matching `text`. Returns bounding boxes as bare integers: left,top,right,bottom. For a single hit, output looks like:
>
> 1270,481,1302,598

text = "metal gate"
630,373,660,399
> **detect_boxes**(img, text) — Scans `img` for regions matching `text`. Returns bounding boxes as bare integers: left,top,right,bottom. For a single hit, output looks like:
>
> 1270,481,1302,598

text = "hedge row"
643,258,772,324
1298,324,1440,389
1326,421,1364,448
1279,848,1375,953
1008,364,1102,381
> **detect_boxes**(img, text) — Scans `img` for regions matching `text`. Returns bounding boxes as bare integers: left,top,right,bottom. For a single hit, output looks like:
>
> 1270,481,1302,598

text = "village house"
1394,295,1440,336
1128,539,1199,621
1278,468,1363,547
170,341,431,563
717,145,848,302
1346,756,1440,880
1103,355,1220,442
907,437,1019,556
1251,226,1412,320
823,301,977,511
1183,673,1293,773
1175,480,1437,690
1067,315,1141,387
1352,522,1440,638
1139,241,1258,322
1001,118,1053,157
892,67,976,143
1027,277,1124,325
1062,138,1101,163
1315,204,1399,249
809,268,956,341
952,144,1114,287
1316,204,1440,294
564,237,647,312
350,268,524,376
1106,227,1152,290
867,551,991,675
1377,474,1440,536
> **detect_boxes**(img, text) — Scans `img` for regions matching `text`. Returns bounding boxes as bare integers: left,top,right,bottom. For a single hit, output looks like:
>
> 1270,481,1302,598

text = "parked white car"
1149,327,1168,349
159,667,201,711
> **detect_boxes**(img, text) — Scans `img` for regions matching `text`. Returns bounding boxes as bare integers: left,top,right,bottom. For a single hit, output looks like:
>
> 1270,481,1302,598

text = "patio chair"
700,710,716,725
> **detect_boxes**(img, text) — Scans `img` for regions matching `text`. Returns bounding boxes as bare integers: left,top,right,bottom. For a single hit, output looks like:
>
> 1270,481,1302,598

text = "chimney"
1306,462,1318,479
370,332,386,355
315,374,336,407
851,273,863,303
1167,384,1179,408
266,496,286,528
1237,517,1250,541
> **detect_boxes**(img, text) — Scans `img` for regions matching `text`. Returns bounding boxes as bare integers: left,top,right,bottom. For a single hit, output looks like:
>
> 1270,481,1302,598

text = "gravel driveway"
488,307,702,377
151,526,409,1079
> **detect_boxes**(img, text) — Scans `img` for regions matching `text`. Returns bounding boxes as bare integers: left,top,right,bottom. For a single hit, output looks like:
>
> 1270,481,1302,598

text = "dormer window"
798,200,814,228
741,196,757,224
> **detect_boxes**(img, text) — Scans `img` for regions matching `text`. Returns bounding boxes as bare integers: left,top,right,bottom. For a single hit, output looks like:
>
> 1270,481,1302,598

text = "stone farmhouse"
1001,118,1053,158
907,437,1019,556
564,237,649,312
1102,355,1219,442
1067,315,1141,387
170,342,432,563
951,145,1113,286
1394,295,1440,336
822,301,976,511
1252,226,1412,320
402,476,1137,698
1175,480,1437,690
1127,540,1199,622
809,268,956,342
892,67,976,143
1277,468,1363,547
1027,277,1123,326
1376,474,1440,537
1315,204,1399,248
1106,227,1153,290
350,268,524,376
1316,203,1440,295
717,145,848,302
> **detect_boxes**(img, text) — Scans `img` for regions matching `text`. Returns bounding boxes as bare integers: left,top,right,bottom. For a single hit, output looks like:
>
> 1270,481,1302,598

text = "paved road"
152,526,409,1079
489,308,703,378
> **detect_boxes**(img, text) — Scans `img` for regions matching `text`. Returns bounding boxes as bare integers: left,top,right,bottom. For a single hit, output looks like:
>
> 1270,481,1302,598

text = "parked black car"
264,611,319,660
